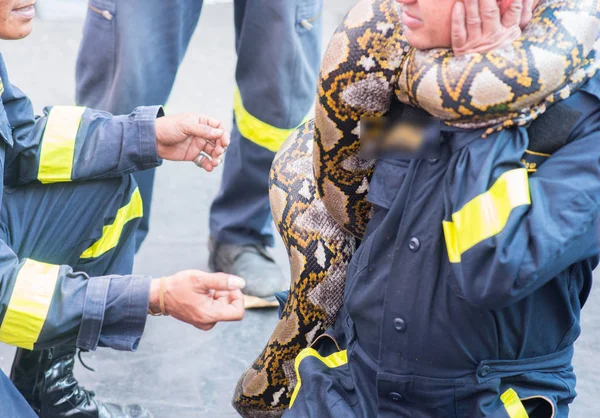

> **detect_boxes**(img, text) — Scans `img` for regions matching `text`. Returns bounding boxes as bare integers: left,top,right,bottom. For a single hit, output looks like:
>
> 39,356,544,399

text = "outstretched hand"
155,113,230,172
150,271,246,331
451,0,533,56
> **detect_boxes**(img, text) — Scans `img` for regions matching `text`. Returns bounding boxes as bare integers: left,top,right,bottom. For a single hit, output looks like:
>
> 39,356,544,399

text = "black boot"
11,346,152,418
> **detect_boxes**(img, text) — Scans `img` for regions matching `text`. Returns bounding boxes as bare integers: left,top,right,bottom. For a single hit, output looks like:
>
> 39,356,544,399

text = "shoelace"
69,352,98,413
77,349,96,372
66,385,98,414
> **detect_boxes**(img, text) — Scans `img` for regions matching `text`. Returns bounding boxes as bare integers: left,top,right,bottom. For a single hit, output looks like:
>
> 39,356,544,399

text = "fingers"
197,150,217,172
452,0,522,56
158,113,229,168
165,270,246,331
501,0,522,27
201,137,225,164
185,120,225,141
199,115,224,129
229,289,245,310
189,115,229,149
197,290,245,328
452,1,468,52
463,0,482,41
189,129,228,170
478,0,501,34
181,116,228,169
217,129,230,150
213,289,245,305
199,115,230,148
197,323,216,331
519,0,533,28
195,271,246,291
189,137,225,171
210,291,245,322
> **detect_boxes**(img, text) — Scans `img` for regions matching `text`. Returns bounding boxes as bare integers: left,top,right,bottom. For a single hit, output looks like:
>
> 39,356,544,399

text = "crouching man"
0,2,245,417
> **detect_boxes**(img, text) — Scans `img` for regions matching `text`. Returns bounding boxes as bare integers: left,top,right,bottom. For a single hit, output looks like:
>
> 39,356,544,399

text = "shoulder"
564,73,600,141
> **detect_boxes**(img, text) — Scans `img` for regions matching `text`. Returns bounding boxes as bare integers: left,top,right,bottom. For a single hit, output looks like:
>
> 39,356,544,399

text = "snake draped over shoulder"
233,0,600,416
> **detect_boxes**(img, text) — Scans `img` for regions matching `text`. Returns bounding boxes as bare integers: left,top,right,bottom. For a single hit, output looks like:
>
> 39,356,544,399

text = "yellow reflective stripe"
80,188,143,259
0,260,60,349
501,388,529,418
38,106,86,184
443,168,531,263
524,149,551,157
233,88,304,152
289,347,348,409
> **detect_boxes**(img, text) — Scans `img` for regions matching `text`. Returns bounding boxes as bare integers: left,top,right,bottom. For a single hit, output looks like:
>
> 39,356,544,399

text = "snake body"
233,1,600,417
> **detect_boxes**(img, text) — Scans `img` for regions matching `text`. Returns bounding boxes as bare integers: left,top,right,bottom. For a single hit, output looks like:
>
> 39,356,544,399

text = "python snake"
233,1,600,416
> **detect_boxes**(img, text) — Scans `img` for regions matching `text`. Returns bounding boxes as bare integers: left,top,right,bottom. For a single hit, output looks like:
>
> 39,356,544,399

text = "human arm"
2,83,227,185
0,243,245,351
444,97,600,309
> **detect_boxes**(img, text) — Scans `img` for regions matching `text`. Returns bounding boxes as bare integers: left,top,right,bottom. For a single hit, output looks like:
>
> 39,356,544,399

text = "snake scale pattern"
233,1,600,417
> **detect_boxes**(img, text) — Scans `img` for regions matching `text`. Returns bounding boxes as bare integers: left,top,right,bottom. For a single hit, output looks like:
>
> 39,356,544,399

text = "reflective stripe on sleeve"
443,168,531,263
80,187,143,259
233,88,304,152
501,388,529,418
289,347,348,409
0,260,60,349
38,106,86,184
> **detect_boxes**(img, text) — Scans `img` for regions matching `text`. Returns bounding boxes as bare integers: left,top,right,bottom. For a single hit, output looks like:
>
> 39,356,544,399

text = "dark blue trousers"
76,0,322,250
1,176,141,412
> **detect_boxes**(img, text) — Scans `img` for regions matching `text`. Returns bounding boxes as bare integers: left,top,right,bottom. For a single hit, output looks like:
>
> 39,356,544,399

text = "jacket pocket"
76,0,117,104
475,387,552,418
519,395,555,418
456,377,563,417
289,332,359,415
296,0,323,33
88,2,114,21
366,159,409,210
498,369,576,418
87,0,115,21
495,389,555,418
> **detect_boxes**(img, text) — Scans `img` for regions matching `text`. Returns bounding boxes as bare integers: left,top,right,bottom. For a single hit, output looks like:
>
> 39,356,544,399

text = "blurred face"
0,0,36,40
395,0,458,50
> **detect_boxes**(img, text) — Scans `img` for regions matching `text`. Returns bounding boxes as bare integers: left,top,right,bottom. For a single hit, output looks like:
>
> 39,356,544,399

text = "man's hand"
451,0,531,56
149,271,246,330
155,113,230,172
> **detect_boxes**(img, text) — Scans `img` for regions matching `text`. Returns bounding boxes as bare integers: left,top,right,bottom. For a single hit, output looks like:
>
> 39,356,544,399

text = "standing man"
76,0,323,301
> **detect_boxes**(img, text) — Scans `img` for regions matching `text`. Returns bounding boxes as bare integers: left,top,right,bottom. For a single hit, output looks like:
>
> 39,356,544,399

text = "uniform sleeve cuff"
77,275,152,352
132,106,163,170
76,276,110,350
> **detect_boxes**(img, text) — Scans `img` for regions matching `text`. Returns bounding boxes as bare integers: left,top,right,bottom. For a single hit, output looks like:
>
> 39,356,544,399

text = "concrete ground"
0,1,599,417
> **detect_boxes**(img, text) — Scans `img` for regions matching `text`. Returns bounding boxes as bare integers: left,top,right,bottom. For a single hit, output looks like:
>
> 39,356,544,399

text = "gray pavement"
0,2,599,417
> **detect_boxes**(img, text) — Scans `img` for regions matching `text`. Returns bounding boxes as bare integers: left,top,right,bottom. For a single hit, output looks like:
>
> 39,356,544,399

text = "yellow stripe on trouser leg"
289,347,348,409
0,260,60,349
38,106,86,184
443,168,531,263
80,187,143,259
501,388,529,418
233,88,305,152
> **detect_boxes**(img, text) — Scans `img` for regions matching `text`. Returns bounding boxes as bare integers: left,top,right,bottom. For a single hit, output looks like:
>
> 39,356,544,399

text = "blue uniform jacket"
0,52,162,353
289,74,600,418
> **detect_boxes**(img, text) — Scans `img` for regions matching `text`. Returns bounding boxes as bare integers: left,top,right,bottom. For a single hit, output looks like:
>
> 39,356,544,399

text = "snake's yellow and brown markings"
233,0,600,416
